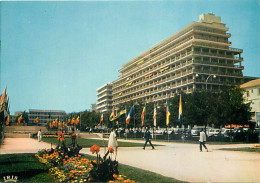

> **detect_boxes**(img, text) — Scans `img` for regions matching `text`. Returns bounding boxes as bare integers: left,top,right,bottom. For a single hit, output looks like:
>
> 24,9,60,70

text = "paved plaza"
1,138,260,182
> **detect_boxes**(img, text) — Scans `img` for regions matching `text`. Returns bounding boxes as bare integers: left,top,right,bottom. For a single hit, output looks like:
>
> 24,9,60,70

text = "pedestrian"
108,128,118,154
199,129,208,152
143,127,155,150
37,129,42,142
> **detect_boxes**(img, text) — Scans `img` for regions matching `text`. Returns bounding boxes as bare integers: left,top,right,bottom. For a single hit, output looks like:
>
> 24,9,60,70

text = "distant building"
96,82,113,113
240,79,260,125
28,109,67,126
112,13,244,107
91,104,98,112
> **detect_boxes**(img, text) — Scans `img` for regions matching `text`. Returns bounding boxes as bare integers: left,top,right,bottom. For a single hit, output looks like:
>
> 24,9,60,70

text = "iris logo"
2,175,18,182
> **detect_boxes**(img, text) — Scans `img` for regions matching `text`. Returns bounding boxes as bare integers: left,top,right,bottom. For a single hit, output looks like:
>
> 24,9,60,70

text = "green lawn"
0,153,184,183
0,154,55,182
39,137,149,148
218,147,260,153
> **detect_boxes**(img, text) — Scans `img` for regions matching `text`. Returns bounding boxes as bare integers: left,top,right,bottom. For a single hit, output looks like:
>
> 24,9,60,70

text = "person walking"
143,127,155,150
37,129,42,142
108,128,118,153
199,129,208,152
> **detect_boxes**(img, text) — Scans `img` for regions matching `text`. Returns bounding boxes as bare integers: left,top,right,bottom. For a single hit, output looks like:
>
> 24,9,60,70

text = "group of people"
37,127,209,152
109,127,209,152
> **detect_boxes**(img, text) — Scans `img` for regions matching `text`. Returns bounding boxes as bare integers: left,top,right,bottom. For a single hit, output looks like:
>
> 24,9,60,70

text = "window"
247,91,250,97
251,90,253,93
258,88,260,95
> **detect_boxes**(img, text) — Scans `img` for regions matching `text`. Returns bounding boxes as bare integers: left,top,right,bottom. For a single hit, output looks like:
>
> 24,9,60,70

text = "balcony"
113,42,194,90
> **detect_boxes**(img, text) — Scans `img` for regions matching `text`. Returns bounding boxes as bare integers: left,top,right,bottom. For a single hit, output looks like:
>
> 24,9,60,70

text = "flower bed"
36,131,135,182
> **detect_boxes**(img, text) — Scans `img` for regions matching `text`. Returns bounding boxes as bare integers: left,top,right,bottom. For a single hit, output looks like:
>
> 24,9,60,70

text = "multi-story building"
241,79,260,125
28,109,67,126
96,82,113,113
112,13,244,107
91,104,98,112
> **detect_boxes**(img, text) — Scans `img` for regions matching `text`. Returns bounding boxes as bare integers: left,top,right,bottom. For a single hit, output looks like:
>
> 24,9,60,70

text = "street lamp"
206,74,216,90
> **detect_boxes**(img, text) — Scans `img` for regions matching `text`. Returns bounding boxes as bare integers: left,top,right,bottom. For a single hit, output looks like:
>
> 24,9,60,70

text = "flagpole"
125,106,127,140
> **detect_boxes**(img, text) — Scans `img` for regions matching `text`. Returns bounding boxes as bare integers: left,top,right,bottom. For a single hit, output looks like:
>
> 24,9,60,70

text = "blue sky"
1,0,259,115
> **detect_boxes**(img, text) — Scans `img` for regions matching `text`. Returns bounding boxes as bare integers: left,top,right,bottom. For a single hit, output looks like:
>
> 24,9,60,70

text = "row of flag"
99,95,183,127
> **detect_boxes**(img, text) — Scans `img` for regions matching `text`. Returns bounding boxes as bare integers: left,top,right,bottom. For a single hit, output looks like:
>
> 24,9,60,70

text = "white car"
221,128,233,137
191,127,210,136
208,129,221,136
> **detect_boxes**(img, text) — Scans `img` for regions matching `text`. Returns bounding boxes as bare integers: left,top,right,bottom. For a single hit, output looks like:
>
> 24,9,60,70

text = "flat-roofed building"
112,13,244,107
96,82,113,113
28,109,67,126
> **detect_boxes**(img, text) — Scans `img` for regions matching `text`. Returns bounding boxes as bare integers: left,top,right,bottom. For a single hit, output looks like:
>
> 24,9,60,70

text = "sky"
1,0,259,115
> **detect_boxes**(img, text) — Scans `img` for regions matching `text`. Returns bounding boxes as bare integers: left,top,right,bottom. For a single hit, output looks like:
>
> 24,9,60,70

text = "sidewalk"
1,138,260,182
0,138,52,154
82,140,260,183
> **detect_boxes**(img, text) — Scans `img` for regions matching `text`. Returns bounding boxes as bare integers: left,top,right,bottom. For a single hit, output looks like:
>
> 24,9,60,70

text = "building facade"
112,13,244,107
96,82,113,113
28,109,67,126
240,79,260,125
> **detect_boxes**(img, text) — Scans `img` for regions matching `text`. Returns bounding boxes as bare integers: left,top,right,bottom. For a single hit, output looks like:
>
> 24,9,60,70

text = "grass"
218,147,260,153
0,153,184,183
0,153,55,182
82,154,185,183
39,137,149,148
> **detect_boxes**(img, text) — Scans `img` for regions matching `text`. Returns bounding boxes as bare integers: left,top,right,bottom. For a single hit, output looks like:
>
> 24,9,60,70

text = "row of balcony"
120,28,194,73
113,70,243,103
113,77,241,105
113,78,195,102
115,46,243,91
113,58,243,96
193,59,244,69
119,41,194,80
113,67,193,99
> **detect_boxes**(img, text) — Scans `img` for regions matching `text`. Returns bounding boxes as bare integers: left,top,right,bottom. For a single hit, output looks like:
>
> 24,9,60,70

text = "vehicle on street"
191,126,210,136
221,128,233,137
208,129,221,136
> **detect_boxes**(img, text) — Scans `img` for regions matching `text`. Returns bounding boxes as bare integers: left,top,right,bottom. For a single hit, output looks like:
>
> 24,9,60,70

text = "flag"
17,115,22,124
0,88,7,112
71,117,75,125
126,105,134,124
109,110,115,121
98,114,103,126
114,109,127,120
153,102,157,127
178,95,182,125
166,99,170,126
6,114,10,126
75,116,79,124
34,117,39,123
141,106,145,127
67,118,71,124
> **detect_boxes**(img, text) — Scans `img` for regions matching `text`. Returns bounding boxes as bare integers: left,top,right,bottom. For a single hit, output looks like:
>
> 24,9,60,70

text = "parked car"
208,129,221,136
191,126,210,136
221,128,233,137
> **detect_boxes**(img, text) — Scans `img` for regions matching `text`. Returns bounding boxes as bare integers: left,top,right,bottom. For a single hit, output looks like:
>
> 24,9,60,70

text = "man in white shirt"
199,129,208,152
37,129,42,142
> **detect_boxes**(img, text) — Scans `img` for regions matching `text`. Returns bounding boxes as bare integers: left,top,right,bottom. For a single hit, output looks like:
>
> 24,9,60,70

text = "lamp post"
205,74,216,90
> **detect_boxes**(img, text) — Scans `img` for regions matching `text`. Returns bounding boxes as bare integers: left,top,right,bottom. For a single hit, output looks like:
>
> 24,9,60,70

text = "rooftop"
240,79,260,88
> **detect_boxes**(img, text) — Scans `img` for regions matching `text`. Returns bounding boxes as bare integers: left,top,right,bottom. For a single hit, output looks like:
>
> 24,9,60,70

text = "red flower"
72,132,78,138
57,131,65,141
90,144,100,154
108,146,114,154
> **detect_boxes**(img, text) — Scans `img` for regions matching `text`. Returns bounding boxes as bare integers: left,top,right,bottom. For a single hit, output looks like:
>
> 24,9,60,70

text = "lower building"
28,109,67,126
240,79,260,126
96,82,113,113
